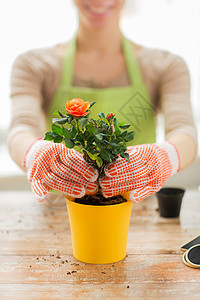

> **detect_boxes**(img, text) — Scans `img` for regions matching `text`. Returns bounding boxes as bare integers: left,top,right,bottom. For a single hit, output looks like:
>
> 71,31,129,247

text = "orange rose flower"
65,98,90,117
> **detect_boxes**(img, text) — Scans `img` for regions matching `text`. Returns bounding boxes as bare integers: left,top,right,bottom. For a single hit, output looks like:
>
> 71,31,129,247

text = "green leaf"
44,131,56,141
118,121,125,126
54,135,63,143
62,127,72,139
79,118,88,130
100,149,113,162
112,148,120,155
71,125,77,138
75,134,85,147
88,148,99,154
120,152,130,163
53,110,66,118
86,124,98,135
119,124,131,130
114,124,121,137
119,145,128,152
88,118,97,125
96,157,103,168
52,123,63,136
67,115,73,124
101,118,110,126
120,131,128,138
85,136,95,148
89,101,96,108
44,131,63,143
111,139,120,144
96,119,102,127
87,152,99,161
64,138,74,148
53,110,60,116
59,111,67,118
52,117,68,125
112,117,121,136
118,121,131,130
101,123,109,131
113,117,117,125
98,112,106,119
110,142,119,148
95,133,103,141
124,131,136,142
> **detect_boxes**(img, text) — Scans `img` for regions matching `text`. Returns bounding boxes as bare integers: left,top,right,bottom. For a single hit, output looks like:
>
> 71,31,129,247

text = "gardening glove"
99,141,180,202
24,138,98,201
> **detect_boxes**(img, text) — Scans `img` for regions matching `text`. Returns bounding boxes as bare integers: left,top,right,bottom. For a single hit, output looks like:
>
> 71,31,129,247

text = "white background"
0,0,200,177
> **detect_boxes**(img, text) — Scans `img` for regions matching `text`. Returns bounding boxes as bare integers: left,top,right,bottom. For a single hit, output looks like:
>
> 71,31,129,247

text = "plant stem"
76,118,80,133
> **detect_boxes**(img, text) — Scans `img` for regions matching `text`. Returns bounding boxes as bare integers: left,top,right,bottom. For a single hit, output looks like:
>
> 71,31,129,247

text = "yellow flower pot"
65,195,133,264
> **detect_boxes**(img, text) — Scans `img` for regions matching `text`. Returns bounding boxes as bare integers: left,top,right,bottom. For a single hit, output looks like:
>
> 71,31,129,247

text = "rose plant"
44,98,136,175
44,98,135,263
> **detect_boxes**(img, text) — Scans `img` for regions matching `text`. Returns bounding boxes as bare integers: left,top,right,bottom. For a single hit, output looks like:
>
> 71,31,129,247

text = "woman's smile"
74,0,125,28
84,2,114,18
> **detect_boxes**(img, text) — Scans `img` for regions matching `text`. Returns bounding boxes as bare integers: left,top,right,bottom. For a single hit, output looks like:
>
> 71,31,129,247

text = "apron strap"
61,35,76,87
122,35,144,86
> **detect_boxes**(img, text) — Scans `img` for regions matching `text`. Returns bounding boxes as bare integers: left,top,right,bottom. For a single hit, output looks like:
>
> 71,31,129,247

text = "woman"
8,0,197,202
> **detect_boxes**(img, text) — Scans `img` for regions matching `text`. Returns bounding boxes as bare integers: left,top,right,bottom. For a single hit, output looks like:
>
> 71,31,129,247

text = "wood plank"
0,191,199,232
1,191,200,228
0,254,200,284
1,228,200,256
0,283,200,300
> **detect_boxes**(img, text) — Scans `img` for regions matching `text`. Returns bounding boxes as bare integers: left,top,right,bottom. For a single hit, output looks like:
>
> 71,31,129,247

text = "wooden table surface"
0,190,200,299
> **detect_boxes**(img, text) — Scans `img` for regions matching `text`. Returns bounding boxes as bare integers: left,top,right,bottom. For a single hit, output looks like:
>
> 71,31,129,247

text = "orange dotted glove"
99,141,180,202
24,139,98,201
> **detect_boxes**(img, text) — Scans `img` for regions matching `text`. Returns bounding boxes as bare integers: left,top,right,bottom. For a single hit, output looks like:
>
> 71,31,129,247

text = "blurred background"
0,0,200,190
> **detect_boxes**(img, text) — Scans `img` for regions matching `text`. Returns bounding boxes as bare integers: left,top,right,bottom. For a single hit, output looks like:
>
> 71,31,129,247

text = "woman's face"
74,0,126,29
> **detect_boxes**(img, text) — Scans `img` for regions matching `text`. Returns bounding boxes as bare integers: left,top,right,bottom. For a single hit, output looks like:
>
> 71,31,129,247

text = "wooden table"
0,190,200,299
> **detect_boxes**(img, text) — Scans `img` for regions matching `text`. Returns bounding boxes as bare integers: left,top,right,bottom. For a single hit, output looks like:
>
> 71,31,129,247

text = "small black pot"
156,187,185,218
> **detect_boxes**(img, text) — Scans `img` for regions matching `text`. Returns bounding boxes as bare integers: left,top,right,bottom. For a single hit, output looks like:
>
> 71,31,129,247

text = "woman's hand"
99,141,180,202
24,139,98,201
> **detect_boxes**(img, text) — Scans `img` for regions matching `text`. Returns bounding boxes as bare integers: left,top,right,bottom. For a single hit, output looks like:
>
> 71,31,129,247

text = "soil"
75,191,127,206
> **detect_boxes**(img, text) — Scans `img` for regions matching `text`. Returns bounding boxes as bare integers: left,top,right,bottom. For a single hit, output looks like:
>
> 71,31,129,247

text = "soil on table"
75,191,127,206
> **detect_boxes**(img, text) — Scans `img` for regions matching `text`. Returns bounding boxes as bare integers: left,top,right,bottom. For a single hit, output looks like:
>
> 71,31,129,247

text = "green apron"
47,34,156,145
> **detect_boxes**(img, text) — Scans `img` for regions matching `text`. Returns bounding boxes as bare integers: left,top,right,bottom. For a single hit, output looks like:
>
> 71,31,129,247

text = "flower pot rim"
157,187,185,194
65,195,132,208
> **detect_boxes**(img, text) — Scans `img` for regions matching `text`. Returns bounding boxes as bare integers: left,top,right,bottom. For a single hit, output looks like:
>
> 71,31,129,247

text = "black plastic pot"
156,187,185,218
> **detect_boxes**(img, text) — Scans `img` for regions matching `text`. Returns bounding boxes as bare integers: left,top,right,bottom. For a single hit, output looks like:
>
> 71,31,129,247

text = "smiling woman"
1,0,199,194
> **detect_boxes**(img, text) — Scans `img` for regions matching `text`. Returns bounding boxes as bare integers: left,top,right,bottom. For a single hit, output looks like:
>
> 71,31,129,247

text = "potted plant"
45,98,136,264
